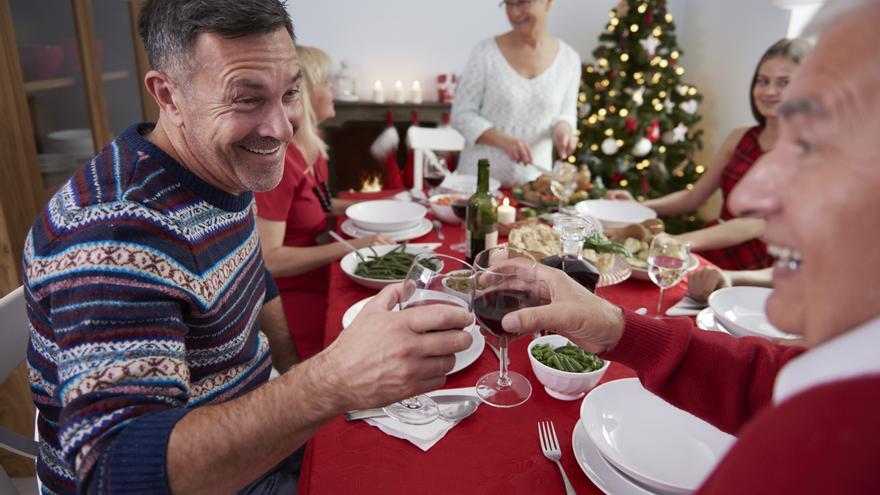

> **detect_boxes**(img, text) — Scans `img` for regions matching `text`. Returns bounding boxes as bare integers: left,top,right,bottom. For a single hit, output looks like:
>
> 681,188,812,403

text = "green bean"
531,341,604,373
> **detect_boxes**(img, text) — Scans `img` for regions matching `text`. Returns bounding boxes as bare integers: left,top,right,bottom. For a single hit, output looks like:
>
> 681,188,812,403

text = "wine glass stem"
656,287,666,316
497,336,512,387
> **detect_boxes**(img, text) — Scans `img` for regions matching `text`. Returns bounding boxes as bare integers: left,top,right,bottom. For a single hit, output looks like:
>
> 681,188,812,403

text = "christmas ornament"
664,98,675,112
579,102,591,115
639,35,661,57
641,174,651,194
676,84,689,96
671,123,689,143
601,137,620,155
625,116,638,133
632,137,653,157
645,12,655,25
616,159,633,173
661,130,676,145
679,100,698,114
646,119,660,143
632,86,645,106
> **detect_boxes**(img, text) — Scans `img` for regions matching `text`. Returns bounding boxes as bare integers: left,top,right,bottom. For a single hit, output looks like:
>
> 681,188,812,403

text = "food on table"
512,165,594,208
531,342,604,373
431,194,466,206
443,269,477,294
603,218,668,269
507,220,624,273
354,244,437,280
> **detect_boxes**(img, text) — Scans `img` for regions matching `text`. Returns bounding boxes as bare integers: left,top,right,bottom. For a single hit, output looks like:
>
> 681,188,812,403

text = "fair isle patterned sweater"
23,123,275,494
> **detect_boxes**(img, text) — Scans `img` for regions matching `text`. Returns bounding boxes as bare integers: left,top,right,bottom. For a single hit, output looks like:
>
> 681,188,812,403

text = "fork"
538,421,576,495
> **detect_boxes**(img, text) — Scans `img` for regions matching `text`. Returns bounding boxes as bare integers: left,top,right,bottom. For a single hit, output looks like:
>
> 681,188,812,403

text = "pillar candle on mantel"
497,197,516,225
372,80,385,103
411,80,423,104
394,80,406,104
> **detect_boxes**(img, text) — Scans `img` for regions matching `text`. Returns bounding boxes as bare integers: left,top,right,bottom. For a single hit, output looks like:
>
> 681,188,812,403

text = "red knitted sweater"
603,312,880,494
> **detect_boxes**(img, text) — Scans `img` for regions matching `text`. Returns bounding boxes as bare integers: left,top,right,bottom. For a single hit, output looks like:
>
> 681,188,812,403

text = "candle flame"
503,197,510,207
374,80,383,90
395,80,403,89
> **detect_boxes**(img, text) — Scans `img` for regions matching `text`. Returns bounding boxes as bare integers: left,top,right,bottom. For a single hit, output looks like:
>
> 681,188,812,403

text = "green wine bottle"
466,159,498,263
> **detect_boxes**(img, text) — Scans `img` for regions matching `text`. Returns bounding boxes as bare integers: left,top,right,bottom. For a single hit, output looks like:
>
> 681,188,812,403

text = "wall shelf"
23,69,130,93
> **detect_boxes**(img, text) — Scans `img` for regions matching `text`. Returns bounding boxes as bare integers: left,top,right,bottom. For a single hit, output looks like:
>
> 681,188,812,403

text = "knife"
406,242,442,251
344,395,478,421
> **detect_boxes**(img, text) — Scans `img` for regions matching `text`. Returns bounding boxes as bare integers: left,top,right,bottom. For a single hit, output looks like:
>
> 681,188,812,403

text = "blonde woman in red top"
255,46,391,360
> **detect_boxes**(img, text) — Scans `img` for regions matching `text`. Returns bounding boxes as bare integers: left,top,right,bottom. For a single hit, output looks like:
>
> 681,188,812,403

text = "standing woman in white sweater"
452,0,580,187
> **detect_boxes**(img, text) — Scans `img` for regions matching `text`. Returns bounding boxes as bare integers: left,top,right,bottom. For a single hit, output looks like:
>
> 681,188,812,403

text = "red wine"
541,255,600,292
451,200,468,220
425,175,444,187
473,289,538,337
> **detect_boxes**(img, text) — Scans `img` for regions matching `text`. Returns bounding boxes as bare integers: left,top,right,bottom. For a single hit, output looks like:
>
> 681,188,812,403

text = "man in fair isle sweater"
22,1,473,494
503,1,880,493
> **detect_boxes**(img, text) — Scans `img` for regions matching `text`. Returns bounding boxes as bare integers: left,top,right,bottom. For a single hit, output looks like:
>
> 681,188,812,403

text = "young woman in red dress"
608,39,811,270
255,46,391,360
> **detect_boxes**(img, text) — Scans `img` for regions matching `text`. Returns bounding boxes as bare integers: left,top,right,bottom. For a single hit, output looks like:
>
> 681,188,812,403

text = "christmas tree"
575,0,705,231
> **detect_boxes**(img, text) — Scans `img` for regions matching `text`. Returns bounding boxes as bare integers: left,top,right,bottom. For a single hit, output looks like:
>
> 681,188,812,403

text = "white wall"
288,0,789,164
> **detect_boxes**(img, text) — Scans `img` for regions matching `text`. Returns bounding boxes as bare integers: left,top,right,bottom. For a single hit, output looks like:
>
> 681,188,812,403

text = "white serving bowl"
345,200,427,232
575,199,657,229
708,286,797,340
527,334,609,401
429,193,467,224
340,244,437,290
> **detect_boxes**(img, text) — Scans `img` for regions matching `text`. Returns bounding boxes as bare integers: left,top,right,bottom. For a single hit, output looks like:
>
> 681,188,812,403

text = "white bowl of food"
346,200,427,232
429,193,467,224
575,199,657,229
340,244,439,290
527,334,609,401
439,268,475,301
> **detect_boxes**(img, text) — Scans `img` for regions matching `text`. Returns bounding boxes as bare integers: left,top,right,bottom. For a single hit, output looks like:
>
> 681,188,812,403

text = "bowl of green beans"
527,334,609,401
340,244,441,290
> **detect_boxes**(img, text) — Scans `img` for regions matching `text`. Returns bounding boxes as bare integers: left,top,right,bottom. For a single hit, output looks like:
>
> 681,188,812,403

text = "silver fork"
538,421,576,495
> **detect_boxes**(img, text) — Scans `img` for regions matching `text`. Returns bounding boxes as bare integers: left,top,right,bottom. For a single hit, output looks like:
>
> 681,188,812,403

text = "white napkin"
364,387,480,451
666,295,707,316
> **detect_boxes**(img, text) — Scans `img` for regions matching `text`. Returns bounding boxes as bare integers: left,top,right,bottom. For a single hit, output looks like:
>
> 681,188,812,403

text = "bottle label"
484,230,498,250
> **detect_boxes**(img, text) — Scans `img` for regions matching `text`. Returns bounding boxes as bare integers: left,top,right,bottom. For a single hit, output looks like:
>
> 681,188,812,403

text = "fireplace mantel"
324,100,452,128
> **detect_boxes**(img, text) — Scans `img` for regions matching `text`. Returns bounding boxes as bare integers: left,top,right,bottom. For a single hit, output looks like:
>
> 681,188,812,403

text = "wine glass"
471,246,543,407
382,253,474,424
646,235,691,316
549,161,578,213
449,197,468,253
424,156,449,197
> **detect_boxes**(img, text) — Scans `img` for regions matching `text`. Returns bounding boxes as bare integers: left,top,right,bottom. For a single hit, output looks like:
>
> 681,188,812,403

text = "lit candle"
394,80,406,104
372,80,385,103
411,80,422,104
497,197,516,225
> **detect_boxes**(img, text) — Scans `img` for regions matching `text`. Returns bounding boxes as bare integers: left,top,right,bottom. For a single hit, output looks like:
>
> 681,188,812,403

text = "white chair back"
405,126,465,193
0,286,39,494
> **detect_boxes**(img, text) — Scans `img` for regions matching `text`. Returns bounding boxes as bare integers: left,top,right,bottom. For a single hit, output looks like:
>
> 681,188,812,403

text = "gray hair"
803,0,880,36
138,0,294,77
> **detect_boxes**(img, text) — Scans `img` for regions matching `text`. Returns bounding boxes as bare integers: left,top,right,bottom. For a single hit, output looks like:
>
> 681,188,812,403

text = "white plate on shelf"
341,296,485,375
340,218,433,242
628,254,700,282
345,200,427,232
580,378,735,495
575,200,657,229
572,420,677,495
708,287,798,340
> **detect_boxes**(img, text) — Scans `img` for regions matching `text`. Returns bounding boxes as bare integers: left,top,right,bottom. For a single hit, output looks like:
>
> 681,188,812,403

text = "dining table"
297,190,709,495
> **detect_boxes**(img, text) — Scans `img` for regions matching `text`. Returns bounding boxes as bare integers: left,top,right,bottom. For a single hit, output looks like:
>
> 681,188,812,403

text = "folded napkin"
666,295,708,316
363,387,479,451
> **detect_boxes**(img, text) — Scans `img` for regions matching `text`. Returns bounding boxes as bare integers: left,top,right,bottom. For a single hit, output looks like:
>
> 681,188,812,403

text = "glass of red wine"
383,253,475,424
424,157,449,197
471,246,543,407
449,198,468,253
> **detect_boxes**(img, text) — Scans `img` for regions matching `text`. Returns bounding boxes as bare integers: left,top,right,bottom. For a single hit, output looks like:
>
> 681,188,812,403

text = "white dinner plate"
572,420,677,495
340,296,485,375
346,200,427,232
340,218,433,242
708,287,798,340
438,173,501,194
575,200,657,229
580,378,735,494
628,254,700,281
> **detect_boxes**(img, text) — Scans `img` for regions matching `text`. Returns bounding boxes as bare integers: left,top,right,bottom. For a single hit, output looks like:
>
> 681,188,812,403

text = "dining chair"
406,126,465,194
0,286,39,495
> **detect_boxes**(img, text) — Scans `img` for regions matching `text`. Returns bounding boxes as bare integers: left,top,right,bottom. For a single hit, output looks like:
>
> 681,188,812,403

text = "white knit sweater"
451,37,581,187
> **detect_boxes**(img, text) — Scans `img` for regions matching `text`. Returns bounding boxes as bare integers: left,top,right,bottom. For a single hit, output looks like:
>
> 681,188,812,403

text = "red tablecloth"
299,191,703,495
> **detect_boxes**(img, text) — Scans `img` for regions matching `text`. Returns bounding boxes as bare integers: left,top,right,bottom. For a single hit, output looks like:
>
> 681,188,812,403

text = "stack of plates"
575,378,736,494
343,200,431,241
704,287,799,340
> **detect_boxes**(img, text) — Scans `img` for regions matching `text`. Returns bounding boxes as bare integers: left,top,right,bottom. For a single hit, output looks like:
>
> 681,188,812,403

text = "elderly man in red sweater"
502,1,880,493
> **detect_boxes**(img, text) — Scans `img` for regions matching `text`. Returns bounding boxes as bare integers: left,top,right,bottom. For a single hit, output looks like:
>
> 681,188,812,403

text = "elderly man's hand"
322,284,473,410
686,266,731,303
499,263,625,355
